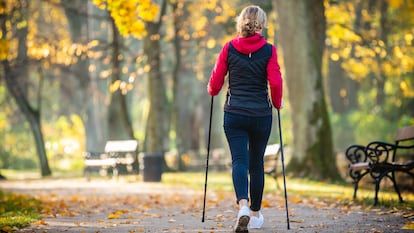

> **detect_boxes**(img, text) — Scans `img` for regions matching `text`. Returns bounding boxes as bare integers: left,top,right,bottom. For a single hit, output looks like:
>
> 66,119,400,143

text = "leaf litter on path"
0,178,412,233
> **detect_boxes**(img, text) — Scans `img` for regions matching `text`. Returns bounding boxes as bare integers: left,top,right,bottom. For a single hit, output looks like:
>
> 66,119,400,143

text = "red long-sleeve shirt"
207,33,283,109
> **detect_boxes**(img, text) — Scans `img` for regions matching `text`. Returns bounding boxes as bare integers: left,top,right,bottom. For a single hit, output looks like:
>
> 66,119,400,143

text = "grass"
0,190,41,232
162,171,414,209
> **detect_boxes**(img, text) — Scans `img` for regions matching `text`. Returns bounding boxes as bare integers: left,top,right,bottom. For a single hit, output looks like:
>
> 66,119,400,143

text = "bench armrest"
345,144,368,164
366,141,414,163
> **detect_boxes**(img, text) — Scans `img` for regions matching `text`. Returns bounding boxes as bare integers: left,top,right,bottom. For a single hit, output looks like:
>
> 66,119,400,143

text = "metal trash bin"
141,153,163,182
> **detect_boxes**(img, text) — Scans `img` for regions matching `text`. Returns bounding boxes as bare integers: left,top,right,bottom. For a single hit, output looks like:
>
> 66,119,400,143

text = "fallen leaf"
35,220,48,225
290,219,305,223
402,221,414,230
2,226,12,232
403,213,414,218
261,199,271,207
108,213,120,219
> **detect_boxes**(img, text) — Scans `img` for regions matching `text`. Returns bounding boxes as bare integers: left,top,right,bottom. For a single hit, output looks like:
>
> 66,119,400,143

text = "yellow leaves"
402,221,414,230
389,0,404,8
92,0,106,10
28,42,51,60
1,226,13,233
107,213,120,219
194,15,207,32
109,80,121,93
108,209,129,219
16,19,28,30
326,24,361,48
330,53,340,61
137,1,159,21
0,2,6,15
93,0,159,39
109,79,135,94
0,39,9,60
326,4,352,25
392,46,414,73
59,210,77,217
400,80,414,98
206,39,216,49
325,1,414,88
404,33,413,45
342,58,371,80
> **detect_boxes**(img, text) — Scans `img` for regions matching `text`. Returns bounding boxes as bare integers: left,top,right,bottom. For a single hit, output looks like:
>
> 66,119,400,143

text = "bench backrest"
104,140,138,153
395,125,414,143
264,144,281,156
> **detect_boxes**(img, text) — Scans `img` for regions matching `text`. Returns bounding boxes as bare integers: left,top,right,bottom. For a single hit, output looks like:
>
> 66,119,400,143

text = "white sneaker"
234,206,250,233
248,212,264,229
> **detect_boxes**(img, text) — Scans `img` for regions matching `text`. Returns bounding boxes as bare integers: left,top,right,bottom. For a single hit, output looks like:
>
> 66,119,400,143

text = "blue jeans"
223,112,272,211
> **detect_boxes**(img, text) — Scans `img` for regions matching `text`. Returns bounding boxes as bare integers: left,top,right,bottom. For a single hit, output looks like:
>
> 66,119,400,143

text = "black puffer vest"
224,42,272,116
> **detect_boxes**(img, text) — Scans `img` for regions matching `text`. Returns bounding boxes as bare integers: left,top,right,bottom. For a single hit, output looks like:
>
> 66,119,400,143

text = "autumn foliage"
92,0,159,39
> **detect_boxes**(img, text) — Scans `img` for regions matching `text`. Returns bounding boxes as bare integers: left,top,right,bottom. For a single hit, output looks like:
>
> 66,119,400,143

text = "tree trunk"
171,1,203,170
171,1,187,170
275,0,341,180
143,1,168,154
62,0,105,152
376,0,389,108
1,0,51,176
84,3,112,151
107,17,134,140
328,57,348,114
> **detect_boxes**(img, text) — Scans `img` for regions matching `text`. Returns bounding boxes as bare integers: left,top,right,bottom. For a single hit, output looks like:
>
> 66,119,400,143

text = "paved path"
0,178,412,233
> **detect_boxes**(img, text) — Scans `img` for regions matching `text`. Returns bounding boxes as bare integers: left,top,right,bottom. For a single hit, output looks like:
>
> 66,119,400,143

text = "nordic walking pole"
277,109,290,230
202,96,214,222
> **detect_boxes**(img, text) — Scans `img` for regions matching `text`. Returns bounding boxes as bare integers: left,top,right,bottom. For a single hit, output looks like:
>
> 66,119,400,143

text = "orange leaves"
261,199,271,208
34,220,48,225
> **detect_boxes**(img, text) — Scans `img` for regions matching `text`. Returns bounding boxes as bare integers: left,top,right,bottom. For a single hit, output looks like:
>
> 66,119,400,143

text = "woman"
207,5,283,233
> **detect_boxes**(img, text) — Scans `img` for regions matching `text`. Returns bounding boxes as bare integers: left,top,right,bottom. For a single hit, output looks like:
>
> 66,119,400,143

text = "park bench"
264,144,284,189
83,140,139,179
345,125,414,205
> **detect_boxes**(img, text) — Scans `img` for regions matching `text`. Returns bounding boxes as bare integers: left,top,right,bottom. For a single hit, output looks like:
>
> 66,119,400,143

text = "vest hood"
230,33,267,55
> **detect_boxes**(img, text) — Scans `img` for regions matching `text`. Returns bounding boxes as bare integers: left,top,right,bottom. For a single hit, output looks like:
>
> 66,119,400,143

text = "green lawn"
0,191,41,232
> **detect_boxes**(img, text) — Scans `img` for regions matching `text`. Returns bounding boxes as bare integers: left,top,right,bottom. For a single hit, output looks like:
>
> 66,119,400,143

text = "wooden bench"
345,125,414,205
83,140,139,179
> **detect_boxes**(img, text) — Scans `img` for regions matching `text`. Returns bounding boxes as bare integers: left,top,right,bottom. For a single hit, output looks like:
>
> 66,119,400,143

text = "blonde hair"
236,5,267,37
